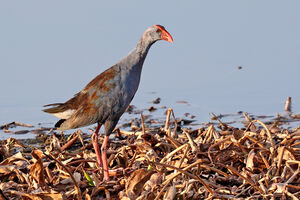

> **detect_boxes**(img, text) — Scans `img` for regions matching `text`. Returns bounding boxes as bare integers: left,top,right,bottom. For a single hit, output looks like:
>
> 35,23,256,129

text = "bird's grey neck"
120,38,155,70
135,37,155,58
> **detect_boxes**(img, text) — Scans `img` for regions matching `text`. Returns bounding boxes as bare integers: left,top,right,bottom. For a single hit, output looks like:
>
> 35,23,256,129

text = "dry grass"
0,108,300,199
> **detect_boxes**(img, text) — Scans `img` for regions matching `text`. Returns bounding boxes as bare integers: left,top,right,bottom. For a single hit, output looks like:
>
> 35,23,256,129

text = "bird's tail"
42,103,66,114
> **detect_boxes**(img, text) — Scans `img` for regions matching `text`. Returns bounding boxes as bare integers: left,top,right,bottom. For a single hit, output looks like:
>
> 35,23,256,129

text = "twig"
43,152,82,200
164,108,178,138
284,97,292,112
210,113,226,128
76,130,85,147
246,120,275,149
104,189,110,200
244,135,267,149
3,130,30,134
281,130,300,145
178,145,190,169
0,189,9,200
203,125,215,144
164,108,172,131
162,160,228,186
183,129,197,153
243,112,251,122
275,146,285,177
164,133,181,148
170,109,178,138
128,149,138,168
208,137,231,163
285,166,299,184
259,151,270,169
286,191,299,200
165,108,172,131
67,159,97,166
160,143,188,164
225,165,264,194
0,121,34,129
61,135,79,151
140,113,145,135
150,161,213,194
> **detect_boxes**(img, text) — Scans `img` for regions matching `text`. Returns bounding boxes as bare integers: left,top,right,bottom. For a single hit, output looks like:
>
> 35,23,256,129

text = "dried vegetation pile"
0,108,300,199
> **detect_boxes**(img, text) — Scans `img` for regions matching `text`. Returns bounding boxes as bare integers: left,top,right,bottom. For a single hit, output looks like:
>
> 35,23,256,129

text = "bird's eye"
156,28,161,33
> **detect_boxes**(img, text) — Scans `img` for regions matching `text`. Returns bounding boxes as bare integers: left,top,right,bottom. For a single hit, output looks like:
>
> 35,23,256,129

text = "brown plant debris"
0,108,300,199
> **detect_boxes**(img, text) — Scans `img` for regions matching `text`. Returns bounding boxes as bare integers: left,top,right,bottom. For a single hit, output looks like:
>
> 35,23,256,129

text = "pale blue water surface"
1,1,300,139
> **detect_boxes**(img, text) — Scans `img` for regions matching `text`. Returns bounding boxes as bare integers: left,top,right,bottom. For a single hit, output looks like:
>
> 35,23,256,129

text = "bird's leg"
101,135,110,181
92,123,103,168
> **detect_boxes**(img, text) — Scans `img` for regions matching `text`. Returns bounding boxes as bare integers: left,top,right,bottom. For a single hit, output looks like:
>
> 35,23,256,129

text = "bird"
43,25,173,181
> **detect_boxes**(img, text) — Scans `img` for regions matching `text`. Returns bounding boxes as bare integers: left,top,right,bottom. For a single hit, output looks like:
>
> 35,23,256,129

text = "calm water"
1,1,300,139
1,87,299,140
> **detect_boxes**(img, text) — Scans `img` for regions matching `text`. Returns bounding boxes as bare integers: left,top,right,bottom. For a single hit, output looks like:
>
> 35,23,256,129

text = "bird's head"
142,25,173,44
154,25,173,42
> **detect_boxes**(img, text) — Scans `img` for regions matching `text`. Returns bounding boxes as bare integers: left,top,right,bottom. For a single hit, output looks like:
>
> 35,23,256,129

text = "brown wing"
43,66,118,118
42,92,87,114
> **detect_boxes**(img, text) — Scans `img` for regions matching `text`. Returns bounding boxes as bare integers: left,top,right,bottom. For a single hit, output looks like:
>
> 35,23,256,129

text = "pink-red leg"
101,135,110,181
92,123,103,168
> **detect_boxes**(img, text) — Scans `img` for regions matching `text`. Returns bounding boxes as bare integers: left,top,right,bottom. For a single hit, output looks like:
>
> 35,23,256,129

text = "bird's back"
43,61,142,130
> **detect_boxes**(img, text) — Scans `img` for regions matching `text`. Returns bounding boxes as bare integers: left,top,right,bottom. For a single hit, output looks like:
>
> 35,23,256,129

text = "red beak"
155,25,174,43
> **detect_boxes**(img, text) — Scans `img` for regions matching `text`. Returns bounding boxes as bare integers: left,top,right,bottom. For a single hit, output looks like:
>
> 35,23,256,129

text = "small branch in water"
284,96,292,112
0,121,34,130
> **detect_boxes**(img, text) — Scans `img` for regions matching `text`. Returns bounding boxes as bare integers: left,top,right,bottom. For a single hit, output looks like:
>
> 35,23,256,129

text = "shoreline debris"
0,107,300,199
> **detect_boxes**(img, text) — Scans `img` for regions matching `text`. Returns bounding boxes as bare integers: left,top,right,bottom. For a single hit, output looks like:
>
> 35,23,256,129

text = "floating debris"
176,100,190,105
285,96,292,112
152,97,161,104
148,106,157,112
0,121,34,130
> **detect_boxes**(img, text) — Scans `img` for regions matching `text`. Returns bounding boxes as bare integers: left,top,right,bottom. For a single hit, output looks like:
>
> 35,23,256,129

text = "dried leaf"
1,107,300,199
0,165,15,175
60,172,81,185
143,173,162,191
46,135,61,152
164,184,176,200
30,150,46,188
246,149,255,170
0,152,28,165
8,190,63,200
126,169,154,199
